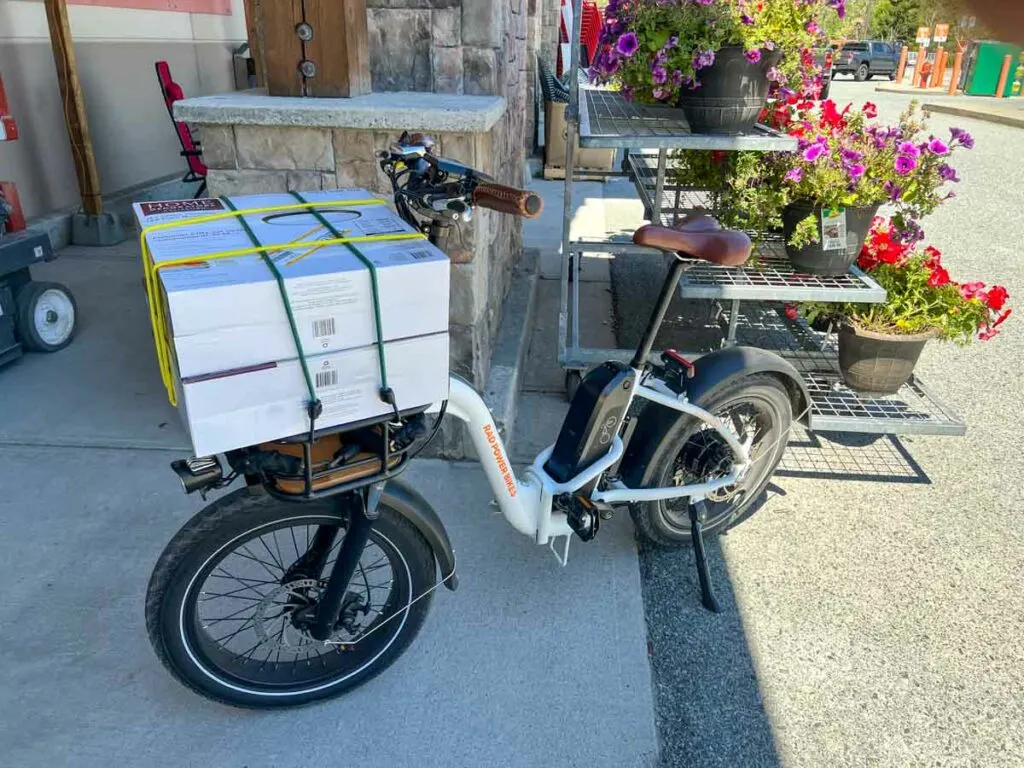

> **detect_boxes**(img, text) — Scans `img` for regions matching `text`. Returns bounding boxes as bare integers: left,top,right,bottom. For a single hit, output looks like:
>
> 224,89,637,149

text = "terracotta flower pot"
837,323,936,395
782,201,880,276
677,46,782,135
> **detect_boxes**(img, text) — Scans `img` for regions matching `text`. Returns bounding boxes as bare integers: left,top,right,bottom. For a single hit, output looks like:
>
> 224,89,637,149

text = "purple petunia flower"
652,87,670,101
806,20,821,35
745,49,762,64
803,144,827,163
841,148,863,162
664,35,679,50
950,126,975,149
741,13,754,25
895,155,917,175
652,65,668,85
766,67,782,83
694,0,714,4
928,138,950,155
671,70,683,86
785,168,804,183
898,141,920,158
847,163,866,181
829,0,846,19
884,181,903,202
693,49,716,70
938,163,960,182
615,32,639,58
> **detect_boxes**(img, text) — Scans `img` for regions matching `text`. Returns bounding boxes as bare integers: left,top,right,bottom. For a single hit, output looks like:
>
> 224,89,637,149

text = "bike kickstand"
689,501,721,614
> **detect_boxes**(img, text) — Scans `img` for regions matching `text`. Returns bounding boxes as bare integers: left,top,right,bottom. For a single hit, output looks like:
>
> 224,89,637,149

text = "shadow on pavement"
637,495,782,768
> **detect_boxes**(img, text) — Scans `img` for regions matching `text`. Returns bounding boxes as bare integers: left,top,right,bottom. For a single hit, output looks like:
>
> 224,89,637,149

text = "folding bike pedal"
689,500,722,613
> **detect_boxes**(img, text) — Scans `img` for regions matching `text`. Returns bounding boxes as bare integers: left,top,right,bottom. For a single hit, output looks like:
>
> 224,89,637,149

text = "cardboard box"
544,101,616,171
181,332,450,456
133,190,450,378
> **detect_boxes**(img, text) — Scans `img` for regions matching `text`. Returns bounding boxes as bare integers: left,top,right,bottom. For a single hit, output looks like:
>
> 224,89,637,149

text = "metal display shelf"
556,0,964,438
578,87,798,151
726,304,966,436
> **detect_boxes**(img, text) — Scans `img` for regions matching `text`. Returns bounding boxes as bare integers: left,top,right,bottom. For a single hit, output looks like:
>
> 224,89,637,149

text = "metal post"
948,51,964,96
558,0,585,365
996,54,1012,98
653,149,667,226
726,299,741,345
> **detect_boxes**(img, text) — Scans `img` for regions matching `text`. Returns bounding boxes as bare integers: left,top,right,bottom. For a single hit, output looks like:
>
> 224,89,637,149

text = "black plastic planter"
782,202,880,276
838,323,935,395
677,46,781,135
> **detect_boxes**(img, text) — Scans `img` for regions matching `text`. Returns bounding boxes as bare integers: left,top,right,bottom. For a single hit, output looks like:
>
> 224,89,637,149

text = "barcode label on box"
312,318,337,338
409,250,432,260
316,369,339,390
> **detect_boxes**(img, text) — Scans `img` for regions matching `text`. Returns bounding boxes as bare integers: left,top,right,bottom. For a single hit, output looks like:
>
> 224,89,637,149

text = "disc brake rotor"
253,579,328,652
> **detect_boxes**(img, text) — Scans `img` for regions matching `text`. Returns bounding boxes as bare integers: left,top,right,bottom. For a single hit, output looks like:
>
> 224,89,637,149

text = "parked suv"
834,40,900,81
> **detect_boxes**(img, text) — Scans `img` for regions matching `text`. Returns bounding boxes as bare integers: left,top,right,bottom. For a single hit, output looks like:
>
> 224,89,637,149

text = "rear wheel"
855,64,870,81
145,489,436,708
630,375,792,548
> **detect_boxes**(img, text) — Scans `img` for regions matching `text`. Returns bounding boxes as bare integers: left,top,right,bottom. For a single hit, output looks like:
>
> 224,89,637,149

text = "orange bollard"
896,46,909,83
937,50,949,86
948,50,964,95
996,54,1012,97
929,51,943,87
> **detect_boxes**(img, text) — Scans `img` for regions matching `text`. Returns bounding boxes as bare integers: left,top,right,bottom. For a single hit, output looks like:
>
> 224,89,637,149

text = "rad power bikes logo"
483,424,517,498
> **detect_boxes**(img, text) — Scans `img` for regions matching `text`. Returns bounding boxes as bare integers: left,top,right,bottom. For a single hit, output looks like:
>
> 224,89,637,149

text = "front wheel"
145,489,436,708
630,375,792,548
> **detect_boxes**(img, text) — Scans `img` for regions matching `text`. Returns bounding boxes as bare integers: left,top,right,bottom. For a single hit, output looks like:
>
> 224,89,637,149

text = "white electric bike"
145,134,809,708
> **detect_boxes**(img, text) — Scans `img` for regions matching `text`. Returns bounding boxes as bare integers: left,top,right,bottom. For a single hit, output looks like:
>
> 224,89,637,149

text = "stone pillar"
360,0,528,387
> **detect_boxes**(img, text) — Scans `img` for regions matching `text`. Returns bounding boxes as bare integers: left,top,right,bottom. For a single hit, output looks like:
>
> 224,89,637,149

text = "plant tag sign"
821,207,847,252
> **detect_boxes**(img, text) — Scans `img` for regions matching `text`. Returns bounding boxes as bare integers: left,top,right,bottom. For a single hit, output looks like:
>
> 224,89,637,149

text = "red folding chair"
155,61,207,199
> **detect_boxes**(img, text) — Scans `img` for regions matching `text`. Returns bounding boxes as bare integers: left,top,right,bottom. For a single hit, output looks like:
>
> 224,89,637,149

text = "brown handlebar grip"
472,183,544,219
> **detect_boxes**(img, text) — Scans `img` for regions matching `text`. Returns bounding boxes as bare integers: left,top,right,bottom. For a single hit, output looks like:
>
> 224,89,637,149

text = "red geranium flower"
927,266,951,288
863,102,878,119
924,246,942,268
986,285,1009,311
783,304,799,321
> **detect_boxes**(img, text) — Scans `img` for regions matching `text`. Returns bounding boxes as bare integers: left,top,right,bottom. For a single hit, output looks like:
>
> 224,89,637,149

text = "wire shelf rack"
727,304,966,436
778,429,929,484
623,152,887,303
579,88,799,151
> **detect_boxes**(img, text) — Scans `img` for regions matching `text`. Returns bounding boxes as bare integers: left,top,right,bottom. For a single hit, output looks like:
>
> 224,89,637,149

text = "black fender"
620,346,810,487
383,478,459,591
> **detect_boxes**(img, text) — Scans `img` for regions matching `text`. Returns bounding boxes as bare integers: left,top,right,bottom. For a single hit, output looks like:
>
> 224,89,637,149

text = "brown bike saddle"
633,214,752,266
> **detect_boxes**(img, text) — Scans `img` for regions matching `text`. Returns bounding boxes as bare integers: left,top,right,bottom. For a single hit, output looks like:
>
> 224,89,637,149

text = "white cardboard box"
133,190,450,378
180,333,450,457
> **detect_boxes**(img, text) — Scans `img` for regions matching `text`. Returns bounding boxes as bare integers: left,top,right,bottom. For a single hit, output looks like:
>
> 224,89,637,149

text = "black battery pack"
543,361,636,484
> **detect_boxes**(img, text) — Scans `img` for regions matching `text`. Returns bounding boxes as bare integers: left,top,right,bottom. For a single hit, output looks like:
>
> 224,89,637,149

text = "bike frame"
442,369,753,563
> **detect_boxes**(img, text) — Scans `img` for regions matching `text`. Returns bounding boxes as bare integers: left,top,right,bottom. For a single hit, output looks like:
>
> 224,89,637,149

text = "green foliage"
871,0,922,42
804,254,989,343
670,150,790,244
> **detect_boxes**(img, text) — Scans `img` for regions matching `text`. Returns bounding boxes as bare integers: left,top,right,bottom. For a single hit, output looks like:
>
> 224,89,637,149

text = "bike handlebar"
471,183,544,219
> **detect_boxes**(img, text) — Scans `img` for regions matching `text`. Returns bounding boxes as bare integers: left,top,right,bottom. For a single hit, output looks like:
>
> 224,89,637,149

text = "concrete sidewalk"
0,245,657,767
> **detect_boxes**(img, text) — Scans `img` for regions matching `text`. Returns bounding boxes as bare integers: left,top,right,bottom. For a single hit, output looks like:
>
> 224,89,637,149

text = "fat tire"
629,375,792,548
15,281,77,352
145,487,436,709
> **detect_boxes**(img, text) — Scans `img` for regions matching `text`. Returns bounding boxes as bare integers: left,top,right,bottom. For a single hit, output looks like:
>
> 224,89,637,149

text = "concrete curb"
922,102,1024,129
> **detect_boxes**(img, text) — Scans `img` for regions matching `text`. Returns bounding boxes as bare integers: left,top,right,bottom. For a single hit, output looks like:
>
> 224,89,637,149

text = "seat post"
630,255,689,369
